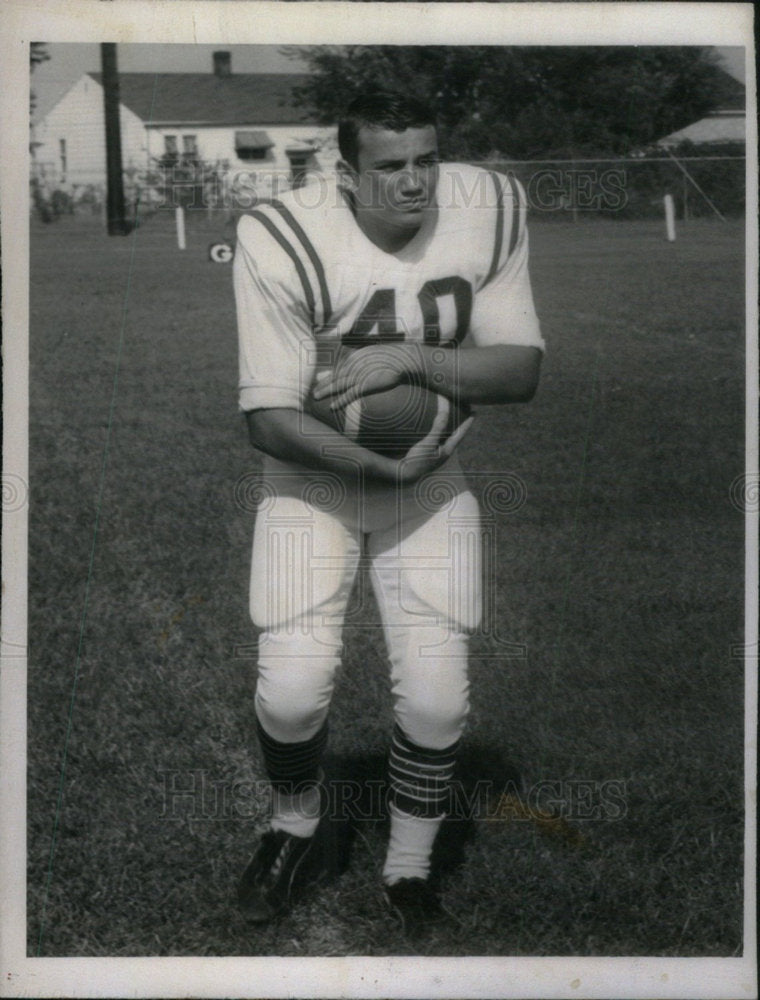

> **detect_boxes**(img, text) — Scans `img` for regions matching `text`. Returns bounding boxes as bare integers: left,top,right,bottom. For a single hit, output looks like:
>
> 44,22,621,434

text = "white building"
31,51,335,204
656,108,746,148
655,68,745,150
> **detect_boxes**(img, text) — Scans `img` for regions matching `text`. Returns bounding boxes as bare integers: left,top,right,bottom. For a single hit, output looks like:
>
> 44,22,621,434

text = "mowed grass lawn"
26,207,746,957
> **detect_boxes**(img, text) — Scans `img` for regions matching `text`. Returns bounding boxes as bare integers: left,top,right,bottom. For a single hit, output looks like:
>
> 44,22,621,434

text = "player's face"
349,126,439,249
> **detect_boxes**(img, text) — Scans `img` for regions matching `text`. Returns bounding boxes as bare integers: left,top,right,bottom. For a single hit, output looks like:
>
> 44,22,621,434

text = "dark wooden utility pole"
101,43,128,235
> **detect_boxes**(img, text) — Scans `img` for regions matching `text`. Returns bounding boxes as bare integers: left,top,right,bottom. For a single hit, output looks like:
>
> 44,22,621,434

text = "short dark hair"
338,91,437,169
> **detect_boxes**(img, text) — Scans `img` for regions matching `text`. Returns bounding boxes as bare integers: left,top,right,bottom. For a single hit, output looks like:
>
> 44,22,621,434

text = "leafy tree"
285,46,732,159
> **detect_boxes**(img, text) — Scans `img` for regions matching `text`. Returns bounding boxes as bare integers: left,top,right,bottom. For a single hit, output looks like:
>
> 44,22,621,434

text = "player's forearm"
407,343,542,405
245,407,397,482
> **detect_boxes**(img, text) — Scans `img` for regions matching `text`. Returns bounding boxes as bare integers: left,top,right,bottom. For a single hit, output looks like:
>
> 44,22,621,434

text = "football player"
234,91,544,936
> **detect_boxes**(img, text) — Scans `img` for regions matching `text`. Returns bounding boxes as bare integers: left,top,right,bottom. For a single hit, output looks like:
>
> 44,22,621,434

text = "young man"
234,91,544,935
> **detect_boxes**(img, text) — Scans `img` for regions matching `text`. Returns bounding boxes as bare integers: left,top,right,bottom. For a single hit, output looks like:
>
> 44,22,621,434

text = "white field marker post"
664,193,676,242
176,205,186,250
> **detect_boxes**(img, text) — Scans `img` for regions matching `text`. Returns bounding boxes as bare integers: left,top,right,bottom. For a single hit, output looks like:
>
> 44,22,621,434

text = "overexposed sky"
31,44,307,120
30,43,747,124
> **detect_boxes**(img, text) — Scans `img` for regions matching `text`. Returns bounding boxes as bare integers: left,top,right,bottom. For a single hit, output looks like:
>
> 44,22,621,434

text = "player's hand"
312,344,413,410
395,399,475,484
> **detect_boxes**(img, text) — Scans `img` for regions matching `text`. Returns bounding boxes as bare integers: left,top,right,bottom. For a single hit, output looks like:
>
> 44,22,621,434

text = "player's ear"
337,159,359,194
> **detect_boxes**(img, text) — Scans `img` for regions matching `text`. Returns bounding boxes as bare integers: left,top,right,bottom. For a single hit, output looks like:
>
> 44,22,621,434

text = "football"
307,380,470,459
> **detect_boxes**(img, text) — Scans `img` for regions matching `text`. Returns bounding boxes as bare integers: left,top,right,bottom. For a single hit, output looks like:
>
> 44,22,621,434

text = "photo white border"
1,2,757,997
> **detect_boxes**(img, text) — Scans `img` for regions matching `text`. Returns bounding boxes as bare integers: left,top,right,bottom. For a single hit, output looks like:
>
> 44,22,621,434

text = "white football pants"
249,467,482,751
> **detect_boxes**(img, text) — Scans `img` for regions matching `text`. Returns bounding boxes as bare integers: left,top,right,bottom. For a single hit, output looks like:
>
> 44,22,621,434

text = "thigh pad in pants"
370,489,482,632
250,493,359,630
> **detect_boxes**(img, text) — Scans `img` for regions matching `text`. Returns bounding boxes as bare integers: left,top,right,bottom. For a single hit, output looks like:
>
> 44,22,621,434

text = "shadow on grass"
317,741,524,884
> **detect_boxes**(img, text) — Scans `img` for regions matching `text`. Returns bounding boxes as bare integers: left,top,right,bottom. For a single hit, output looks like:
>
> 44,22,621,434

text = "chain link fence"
30,142,745,227
483,144,745,220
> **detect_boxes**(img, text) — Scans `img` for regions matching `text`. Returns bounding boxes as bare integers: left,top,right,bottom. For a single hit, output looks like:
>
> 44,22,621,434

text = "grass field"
26,206,746,957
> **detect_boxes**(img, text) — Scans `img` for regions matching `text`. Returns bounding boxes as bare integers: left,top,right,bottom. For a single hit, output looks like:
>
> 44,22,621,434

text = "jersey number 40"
342,276,472,347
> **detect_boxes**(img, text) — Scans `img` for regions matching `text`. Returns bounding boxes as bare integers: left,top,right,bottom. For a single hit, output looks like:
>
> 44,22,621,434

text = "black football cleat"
383,877,449,938
237,828,318,923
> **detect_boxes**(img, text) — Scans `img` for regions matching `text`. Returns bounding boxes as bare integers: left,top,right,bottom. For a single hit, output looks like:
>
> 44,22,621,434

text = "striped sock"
387,724,459,819
383,725,460,885
256,719,328,838
383,803,442,885
270,772,324,839
256,717,328,790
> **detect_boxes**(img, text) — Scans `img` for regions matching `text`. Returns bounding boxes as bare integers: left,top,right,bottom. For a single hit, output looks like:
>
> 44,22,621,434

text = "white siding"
146,124,336,174
657,110,746,147
30,74,335,205
32,75,149,190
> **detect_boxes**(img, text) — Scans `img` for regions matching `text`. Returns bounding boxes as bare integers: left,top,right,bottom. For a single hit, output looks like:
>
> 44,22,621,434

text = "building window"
182,135,198,160
237,147,268,162
163,135,178,164
286,150,316,189
59,138,67,180
235,131,273,163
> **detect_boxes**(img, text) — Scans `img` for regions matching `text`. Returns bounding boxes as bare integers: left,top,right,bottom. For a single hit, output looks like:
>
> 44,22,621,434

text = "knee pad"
387,626,470,749
255,626,342,742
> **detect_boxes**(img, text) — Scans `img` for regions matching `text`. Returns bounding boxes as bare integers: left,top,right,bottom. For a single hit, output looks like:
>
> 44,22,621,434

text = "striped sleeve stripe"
481,171,522,290
506,171,521,258
482,170,505,289
249,209,316,321
270,200,332,326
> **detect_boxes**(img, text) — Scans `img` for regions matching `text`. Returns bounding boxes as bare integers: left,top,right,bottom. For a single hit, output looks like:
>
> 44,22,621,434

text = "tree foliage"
285,46,733,159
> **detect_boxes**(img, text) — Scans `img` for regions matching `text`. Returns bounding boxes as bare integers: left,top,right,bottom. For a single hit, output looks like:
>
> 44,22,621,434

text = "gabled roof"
87,72,314,126
708,67,745,112
657,109,745,148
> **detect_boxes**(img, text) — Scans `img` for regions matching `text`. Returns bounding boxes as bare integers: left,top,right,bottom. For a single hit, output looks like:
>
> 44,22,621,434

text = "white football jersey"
235,162,544,413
